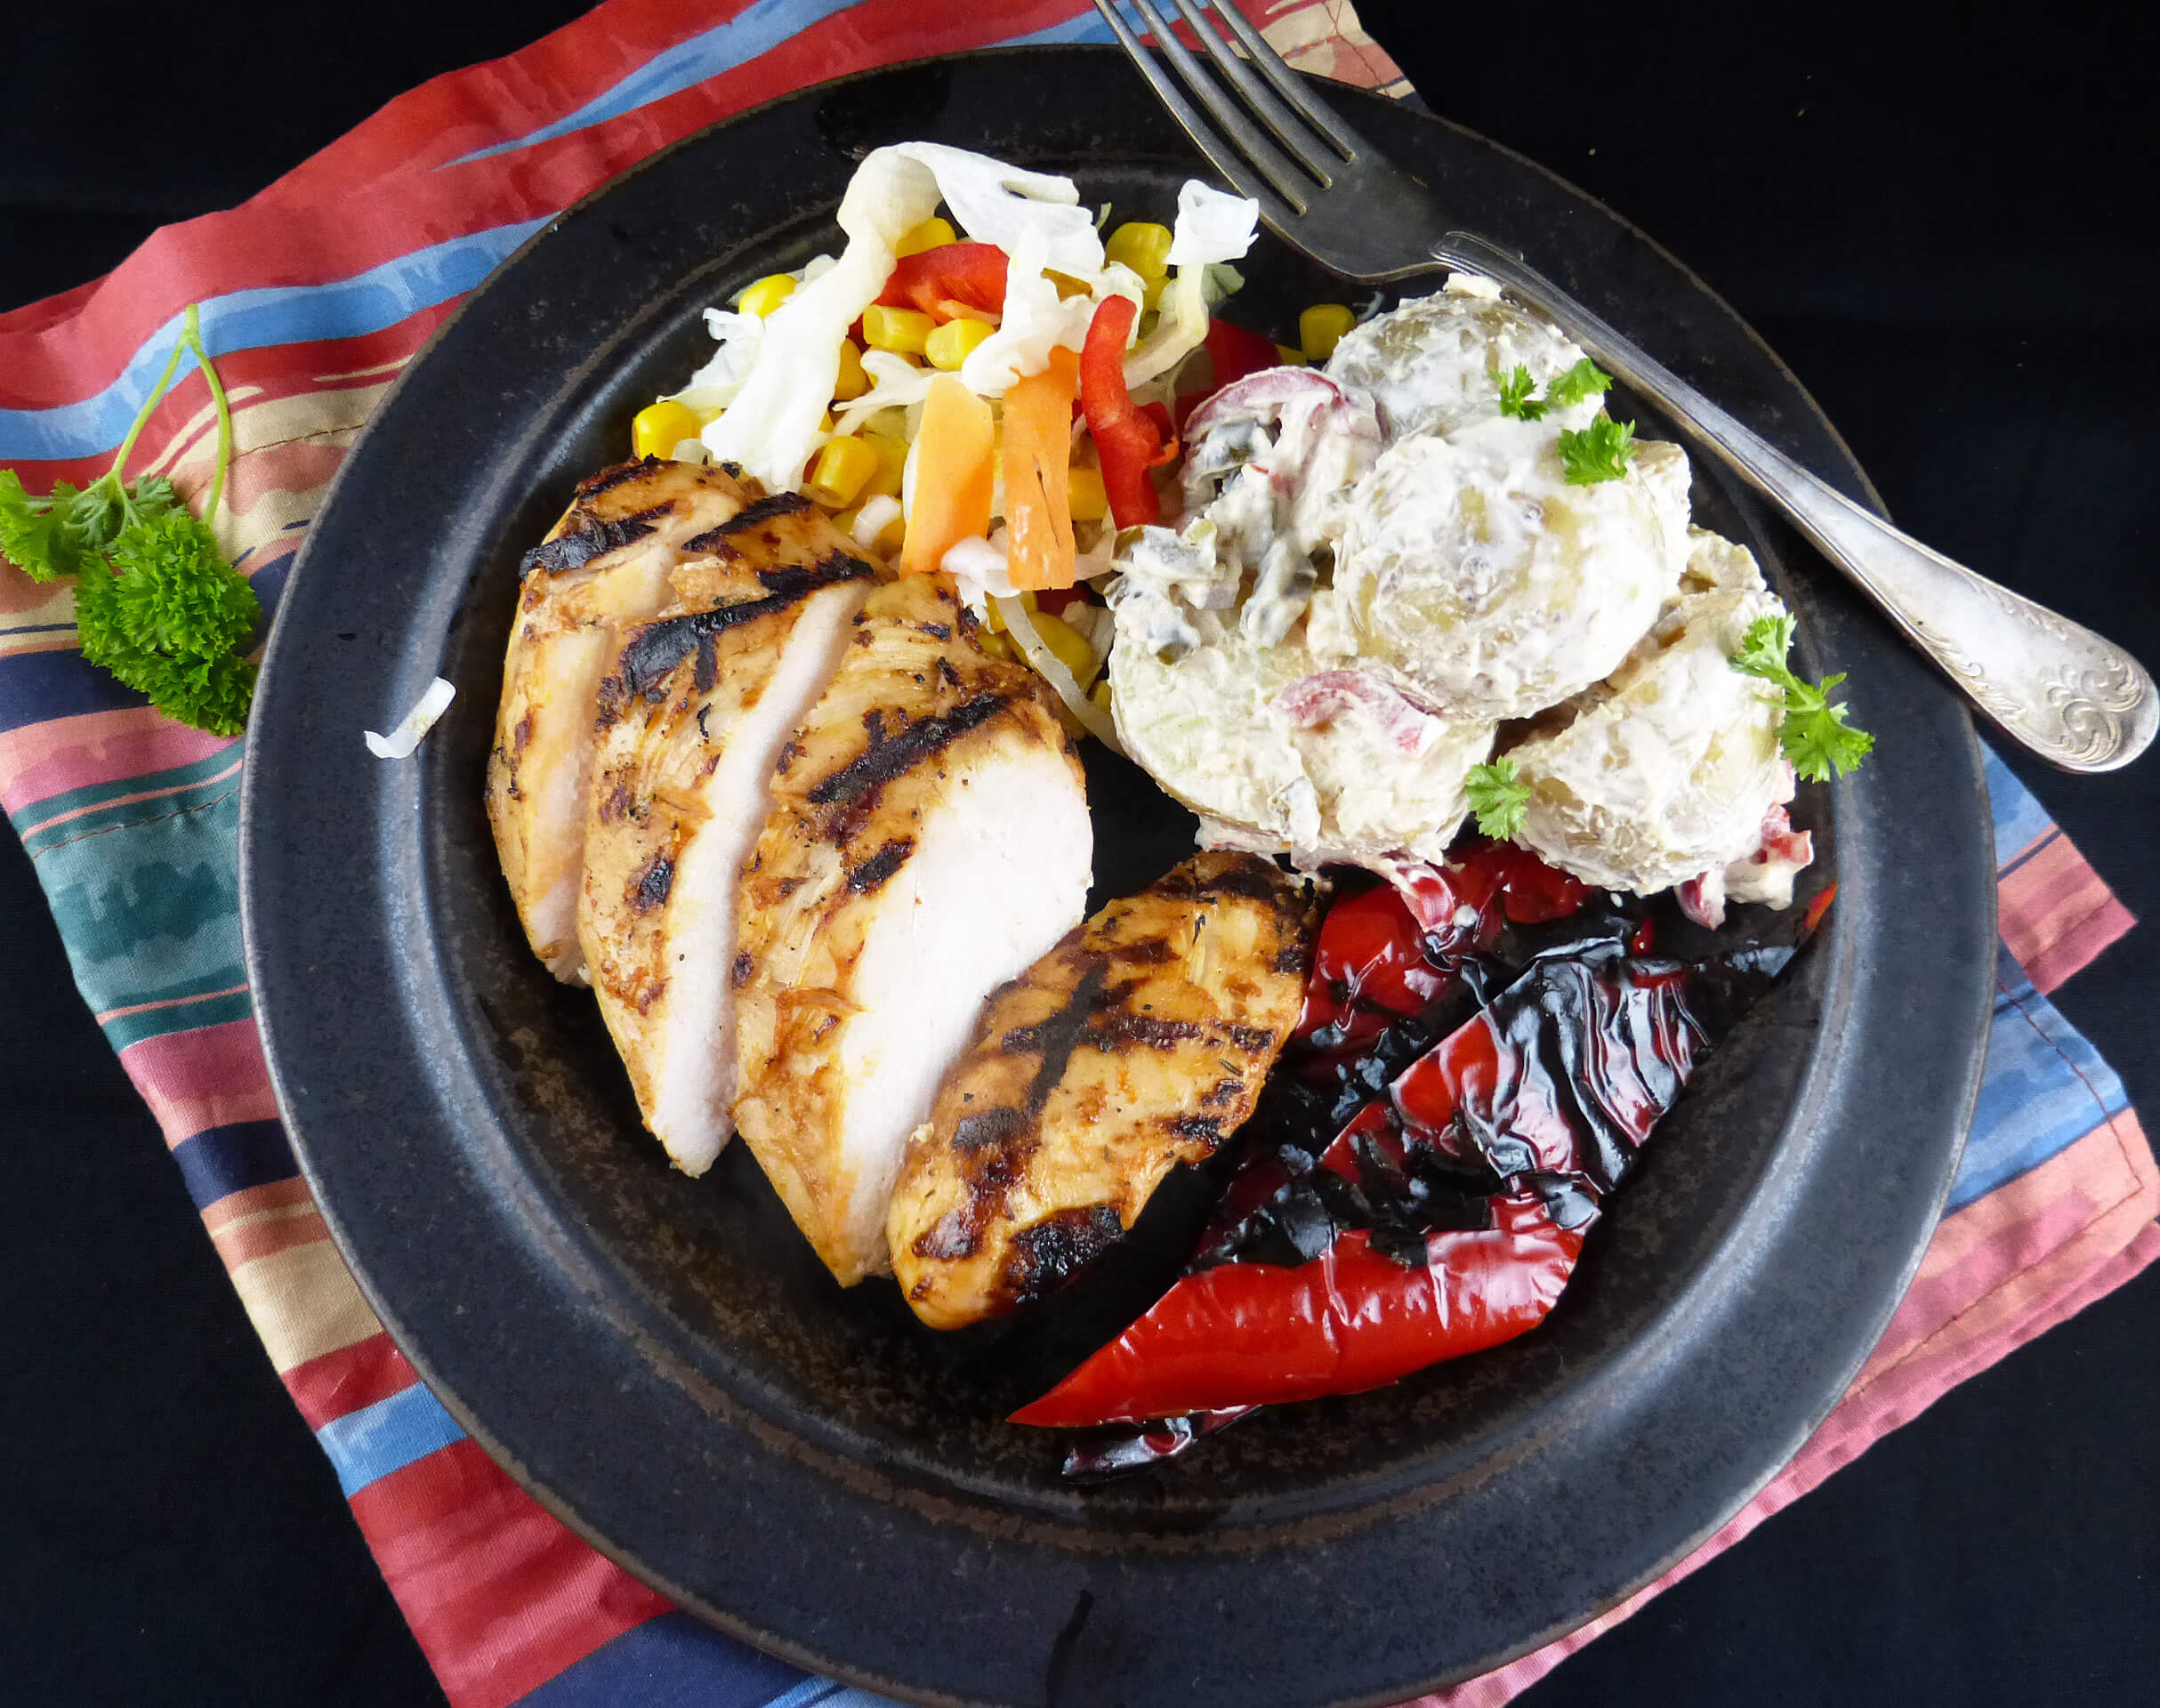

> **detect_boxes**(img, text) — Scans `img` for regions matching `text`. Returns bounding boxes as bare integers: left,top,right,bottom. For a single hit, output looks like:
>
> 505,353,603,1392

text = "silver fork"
1093,0,2156,773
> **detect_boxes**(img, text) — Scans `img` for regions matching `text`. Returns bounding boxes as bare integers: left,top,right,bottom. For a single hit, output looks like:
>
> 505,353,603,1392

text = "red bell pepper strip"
1080,295,1178,528
875,243,1008,323
1205,316,1281,391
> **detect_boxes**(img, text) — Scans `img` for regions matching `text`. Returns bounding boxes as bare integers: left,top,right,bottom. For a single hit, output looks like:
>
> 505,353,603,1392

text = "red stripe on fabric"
2022,894,2138,995
2000,833,2137,993
209,1202,332,1269
348,1439,673,1708
117,1017,278,1147
285,1331,423,1430
0,707,230,818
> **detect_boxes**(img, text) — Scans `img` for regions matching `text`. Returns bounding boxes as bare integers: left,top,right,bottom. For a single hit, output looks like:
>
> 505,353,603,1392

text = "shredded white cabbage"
895,142,1104,278
995,592,1125,754
851,495,901,549
1165,181,1259,267
671,309,763,415
957,225,1098,397
365,677,455,760
942,533,1020,608
1124,262,1210,389
833,349,939,436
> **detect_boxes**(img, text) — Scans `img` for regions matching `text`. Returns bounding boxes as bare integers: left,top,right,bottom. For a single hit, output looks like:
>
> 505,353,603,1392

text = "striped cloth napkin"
1,4,2149,1705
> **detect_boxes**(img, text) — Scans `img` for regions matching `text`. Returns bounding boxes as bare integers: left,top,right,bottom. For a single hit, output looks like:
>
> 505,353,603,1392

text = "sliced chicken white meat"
487,457,774,981
578,491,880,1176
731,576,1092,1285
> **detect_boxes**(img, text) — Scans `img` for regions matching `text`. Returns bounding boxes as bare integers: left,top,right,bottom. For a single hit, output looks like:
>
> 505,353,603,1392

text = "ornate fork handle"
1436,232,2158,773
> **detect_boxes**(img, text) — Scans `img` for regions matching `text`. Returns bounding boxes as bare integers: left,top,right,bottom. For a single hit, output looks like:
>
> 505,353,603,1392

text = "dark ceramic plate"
240,48,1995,1708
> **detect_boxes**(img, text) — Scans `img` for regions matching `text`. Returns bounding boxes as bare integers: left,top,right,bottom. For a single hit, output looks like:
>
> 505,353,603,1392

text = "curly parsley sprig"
0,306,255,737
1557,411,1637,485
1729,613,1874,781
1464,756,1533,839
1496,357,1613,422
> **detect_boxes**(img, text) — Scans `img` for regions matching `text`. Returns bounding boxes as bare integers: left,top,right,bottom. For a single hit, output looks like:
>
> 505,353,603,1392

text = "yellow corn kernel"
1066,465,1108,522
1299,302,1358,362
1031,611,1101,689
1091,678,1115,715
631,400,702,461
818,410,834,432
862,303,937,356
803,437,882,509
1141,273,1169,311
895,216,957,258
858,432,907,500
924,316,996,370
738,272,798,318
832,339,869,402
977,629,1017,663
1047,270,1095,300
1105,221,1174,281
1275,342,1310,367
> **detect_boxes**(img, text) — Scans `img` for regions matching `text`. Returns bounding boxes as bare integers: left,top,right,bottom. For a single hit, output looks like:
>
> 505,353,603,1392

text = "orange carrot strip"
898,375,995,576
1000,347,1080,592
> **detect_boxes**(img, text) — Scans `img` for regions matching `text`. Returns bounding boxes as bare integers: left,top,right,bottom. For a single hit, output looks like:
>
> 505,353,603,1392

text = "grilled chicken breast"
488,458,769,981
887,852,1318,1329
731,576,1092,1286
577,492,880,1176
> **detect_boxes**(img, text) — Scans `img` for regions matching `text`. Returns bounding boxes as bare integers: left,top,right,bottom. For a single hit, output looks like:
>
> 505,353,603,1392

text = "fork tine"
1165,0,1337,185
1200,0,1361,161
1124,0,1316,209
1091,0,1302,236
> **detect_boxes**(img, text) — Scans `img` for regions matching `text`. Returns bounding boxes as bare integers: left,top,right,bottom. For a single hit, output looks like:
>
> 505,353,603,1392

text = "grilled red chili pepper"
875,242,1008,322
1080,294,1178,527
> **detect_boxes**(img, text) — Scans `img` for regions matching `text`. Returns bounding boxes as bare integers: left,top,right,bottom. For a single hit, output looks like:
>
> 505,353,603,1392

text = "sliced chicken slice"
578,494,882,1176
886,852,1317,1329
487,457,770,981
731,576,1092,1286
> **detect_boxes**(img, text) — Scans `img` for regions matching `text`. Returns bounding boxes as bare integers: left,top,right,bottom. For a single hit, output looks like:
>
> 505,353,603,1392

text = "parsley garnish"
1556,410,1637,485
1544,357,1614,408
1496,357,1612,422
1495,366,1547,421
1464,757,1533,839
1729,612,1874,781
0,306,255,736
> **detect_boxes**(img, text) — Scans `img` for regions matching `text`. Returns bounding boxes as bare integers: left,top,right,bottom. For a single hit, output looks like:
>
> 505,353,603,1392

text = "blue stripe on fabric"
1948,944,2133,1212
0,641,146,732
171,1119,298,1211
447,0,870,166
0,219,548,463
315,1380,469,1498
1984,745,2053,868
520,1610,817,1708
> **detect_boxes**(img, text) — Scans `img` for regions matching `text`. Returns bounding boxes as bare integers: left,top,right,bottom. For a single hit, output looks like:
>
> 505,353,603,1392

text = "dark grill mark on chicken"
519,507,672,577
683,491,812,552
1003,1204,1124,1306
952,1107,1028,1154
630,852,674,913
758,552,872,596
805,692,1010,809
598,558,874,717
574,456,664,499
847,837,915,894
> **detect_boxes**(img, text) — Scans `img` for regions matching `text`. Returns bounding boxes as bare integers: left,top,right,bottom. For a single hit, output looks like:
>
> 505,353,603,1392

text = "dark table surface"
4,4,2156,1704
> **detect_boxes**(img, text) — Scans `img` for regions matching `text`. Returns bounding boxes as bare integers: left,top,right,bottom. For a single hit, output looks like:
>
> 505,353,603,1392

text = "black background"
3,3,2155,1703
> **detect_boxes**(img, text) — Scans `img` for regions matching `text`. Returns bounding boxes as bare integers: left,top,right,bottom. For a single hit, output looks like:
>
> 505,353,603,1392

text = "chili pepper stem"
183,306,235,524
